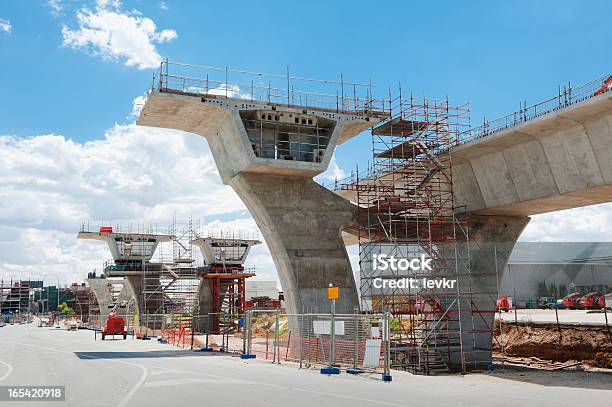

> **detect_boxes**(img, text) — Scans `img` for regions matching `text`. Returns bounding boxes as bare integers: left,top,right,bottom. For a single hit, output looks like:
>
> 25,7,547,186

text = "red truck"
101,309,127,340
561,292,582,310
597,294,612,310
578,292,601,310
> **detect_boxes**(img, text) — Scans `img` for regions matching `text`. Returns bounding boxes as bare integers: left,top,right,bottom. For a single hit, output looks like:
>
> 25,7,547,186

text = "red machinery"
102,309,127,340
496,296,512,312
561,292,582,310
594,76,612,96
578,292,601,310
244,296,281,310
597,294,612,310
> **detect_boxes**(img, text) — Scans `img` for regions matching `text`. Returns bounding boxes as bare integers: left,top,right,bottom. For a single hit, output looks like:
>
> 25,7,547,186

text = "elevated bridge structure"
137,60,612,370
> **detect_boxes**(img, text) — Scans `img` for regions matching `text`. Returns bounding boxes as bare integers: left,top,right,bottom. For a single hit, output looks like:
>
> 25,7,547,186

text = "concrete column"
230,173,359,315
124,275,164,330
87,278,113,324
447,214,530,371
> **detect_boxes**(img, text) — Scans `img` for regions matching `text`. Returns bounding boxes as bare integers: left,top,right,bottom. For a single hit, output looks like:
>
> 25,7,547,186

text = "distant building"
245,280,278,300
500,242,612,306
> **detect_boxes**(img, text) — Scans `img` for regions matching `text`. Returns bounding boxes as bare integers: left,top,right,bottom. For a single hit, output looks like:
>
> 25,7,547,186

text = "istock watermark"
372,254,433,271
372,277,456,289
371,253,456,289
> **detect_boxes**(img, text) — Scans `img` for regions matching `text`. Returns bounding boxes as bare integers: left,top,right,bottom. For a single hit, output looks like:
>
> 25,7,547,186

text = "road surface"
0,322,610,406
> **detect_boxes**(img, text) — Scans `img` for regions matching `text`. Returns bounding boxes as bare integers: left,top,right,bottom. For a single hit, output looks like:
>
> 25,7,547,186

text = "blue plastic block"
240,354,256,359
320,367,341,375
347,368,364,375
382,374,393,382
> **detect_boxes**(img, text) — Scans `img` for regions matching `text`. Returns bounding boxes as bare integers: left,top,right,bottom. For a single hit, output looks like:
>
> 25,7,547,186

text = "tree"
57,302,75,315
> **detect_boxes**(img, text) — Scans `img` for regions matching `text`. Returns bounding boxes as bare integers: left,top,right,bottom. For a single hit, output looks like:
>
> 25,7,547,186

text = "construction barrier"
244,310,392,378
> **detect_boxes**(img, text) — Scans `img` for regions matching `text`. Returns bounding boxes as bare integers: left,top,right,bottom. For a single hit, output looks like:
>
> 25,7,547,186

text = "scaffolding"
139,218,202,333
0,278,32,320
193,231,260,335
340,91,487,373
71,282,100,324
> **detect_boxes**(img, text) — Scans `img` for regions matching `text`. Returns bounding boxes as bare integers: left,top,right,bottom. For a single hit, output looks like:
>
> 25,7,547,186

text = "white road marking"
116,363,148,407
0,360,13,382
143,377,253,388
0,340,149,407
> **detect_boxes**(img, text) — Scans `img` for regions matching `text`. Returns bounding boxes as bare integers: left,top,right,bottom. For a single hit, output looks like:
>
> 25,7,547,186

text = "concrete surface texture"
87,278,134,324
453,91,612,216
0,323,610,407
138,91,376,315
76,231,174,262
451,214,530,368
231,172,359,314
124,275,164,329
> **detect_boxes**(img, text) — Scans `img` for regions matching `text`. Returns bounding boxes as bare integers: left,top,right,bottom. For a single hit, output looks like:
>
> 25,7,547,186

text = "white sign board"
313,320,345,336
363,339,382,368
370,327,380,338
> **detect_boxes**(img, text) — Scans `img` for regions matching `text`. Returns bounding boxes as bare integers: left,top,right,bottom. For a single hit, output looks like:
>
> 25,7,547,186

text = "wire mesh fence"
244,310,391,377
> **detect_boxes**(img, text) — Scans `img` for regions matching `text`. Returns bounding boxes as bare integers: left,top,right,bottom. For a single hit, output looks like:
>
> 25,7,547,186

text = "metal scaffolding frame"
139,218,202,334
0,278,32,319
339,91,499,374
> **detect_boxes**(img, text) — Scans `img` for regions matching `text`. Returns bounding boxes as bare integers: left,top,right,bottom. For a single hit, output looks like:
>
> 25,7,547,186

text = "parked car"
561,292,582,310
554,299,566,309
537,297,557,309
38,316,50,327
578,292,601,310
496,296,512,312
66,320,78,331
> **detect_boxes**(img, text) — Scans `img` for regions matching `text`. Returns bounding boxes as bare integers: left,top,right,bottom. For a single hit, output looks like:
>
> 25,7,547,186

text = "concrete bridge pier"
231,172,359,315
447,214,529,371
138,89,380,317
124,275,165,331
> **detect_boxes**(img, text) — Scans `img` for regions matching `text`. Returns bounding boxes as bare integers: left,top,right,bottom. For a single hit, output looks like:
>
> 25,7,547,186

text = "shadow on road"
75,350,226,360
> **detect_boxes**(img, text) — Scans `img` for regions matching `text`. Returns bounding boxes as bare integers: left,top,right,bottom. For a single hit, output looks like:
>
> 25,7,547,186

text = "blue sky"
2,0,612,171
1,0,612,284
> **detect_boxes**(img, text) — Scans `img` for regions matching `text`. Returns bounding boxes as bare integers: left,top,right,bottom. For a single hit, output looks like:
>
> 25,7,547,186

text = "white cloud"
160,2,169,11
203,84,252,100
314,153,346,185
128,94,146,120
96,0,121,10
0,123,254,284
0,18,12,33
521,203,612,242
47,0,62,17
61,1,177,70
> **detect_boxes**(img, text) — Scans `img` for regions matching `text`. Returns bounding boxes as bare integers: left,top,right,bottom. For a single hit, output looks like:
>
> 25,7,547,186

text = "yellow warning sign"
328,286,339,300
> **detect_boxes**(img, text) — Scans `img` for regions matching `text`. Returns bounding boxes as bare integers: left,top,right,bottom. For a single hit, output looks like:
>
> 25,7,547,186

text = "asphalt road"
0,322,610,407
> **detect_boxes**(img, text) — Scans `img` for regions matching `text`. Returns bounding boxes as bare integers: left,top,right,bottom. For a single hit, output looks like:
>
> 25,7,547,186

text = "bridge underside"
453,93,612,216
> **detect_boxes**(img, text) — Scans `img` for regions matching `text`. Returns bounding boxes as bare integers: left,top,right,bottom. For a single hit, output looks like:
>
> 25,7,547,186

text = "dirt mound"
494,324,612,369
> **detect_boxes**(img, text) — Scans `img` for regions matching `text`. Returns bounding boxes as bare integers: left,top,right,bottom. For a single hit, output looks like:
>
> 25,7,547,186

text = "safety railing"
325,73,612,191
152,60,386,116
460,73,612,144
